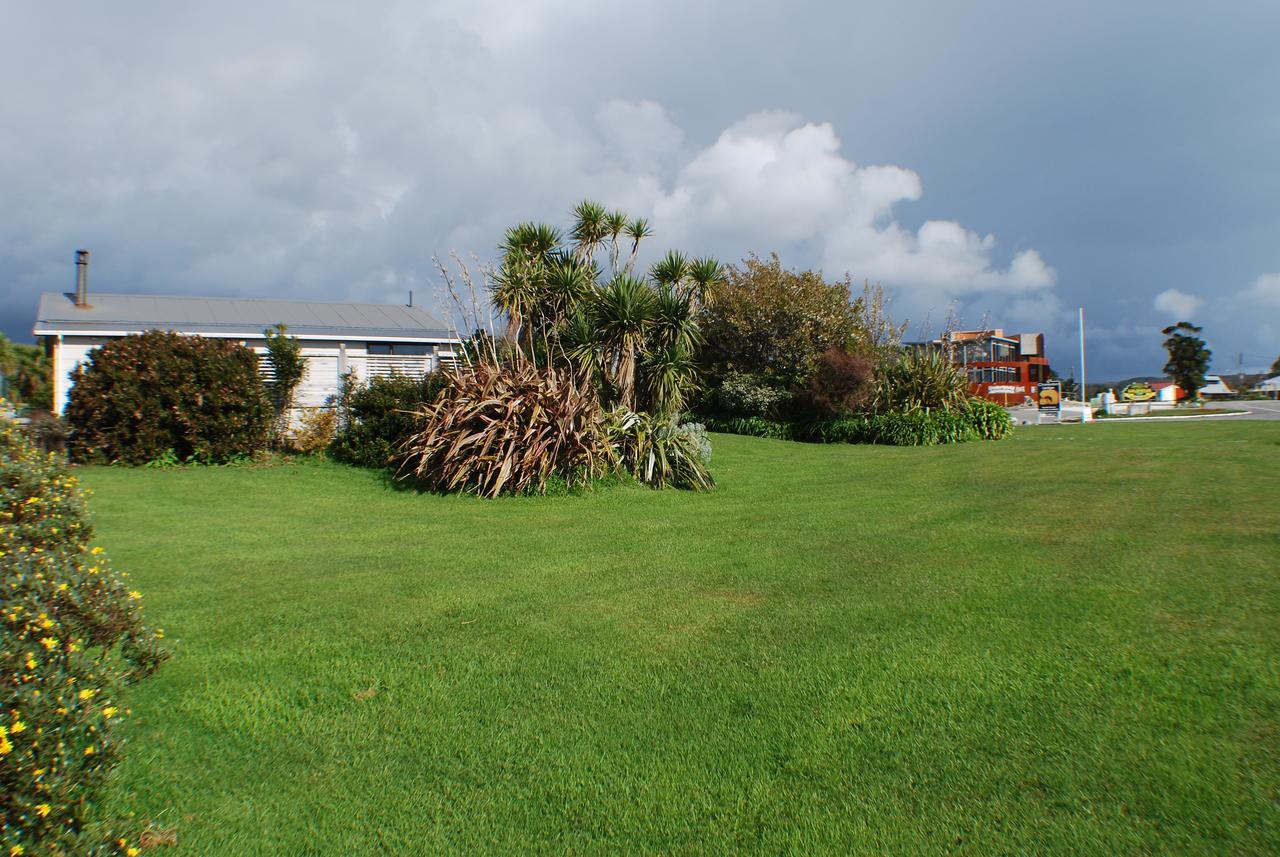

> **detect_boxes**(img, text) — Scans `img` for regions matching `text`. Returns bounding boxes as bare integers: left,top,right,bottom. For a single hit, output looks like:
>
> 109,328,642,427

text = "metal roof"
33,292,454,341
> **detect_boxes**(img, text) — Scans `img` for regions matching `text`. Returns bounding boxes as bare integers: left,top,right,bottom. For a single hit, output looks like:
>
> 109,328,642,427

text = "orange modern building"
913,329,1053,405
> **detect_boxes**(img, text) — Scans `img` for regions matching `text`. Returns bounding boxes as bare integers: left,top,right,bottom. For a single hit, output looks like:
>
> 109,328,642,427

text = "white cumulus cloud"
1240,273,1280,308
1153,288,1204,319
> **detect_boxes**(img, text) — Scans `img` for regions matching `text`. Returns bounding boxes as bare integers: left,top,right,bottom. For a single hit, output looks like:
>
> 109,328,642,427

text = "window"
365,342,434,379
367,342,434,356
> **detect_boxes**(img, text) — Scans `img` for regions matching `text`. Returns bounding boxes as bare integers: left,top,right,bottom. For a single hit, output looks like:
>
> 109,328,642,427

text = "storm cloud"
2,0,1276,378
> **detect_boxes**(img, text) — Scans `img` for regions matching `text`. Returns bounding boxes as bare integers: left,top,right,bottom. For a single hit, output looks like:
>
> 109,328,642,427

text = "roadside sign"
1038,380,1061,413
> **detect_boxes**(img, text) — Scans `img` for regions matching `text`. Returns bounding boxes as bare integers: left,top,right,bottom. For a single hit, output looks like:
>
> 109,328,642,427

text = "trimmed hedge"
701,400,1013,447
1,416,167,854
65,331,270,465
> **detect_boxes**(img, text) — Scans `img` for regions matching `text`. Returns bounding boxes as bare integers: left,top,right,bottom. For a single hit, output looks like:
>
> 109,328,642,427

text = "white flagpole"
1079,307,1087,420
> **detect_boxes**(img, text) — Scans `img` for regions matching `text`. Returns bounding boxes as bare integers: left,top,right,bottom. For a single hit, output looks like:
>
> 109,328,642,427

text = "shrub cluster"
329,372,447,469
65,331,270,465
1,417,167,855
703,400,1012,447
606,411,714,491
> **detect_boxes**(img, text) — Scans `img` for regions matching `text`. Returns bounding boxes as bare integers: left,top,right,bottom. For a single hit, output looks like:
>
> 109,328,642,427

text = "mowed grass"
81,423,1280,855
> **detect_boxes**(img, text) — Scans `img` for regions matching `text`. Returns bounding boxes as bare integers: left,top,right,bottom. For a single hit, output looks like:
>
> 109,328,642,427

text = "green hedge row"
700,399,1013,446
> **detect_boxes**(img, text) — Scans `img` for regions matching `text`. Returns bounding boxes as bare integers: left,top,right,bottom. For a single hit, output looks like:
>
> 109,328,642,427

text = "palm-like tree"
490,201,716,418
494,223,562,345
593,275,656,410
570,200,609,261
623,218,652,273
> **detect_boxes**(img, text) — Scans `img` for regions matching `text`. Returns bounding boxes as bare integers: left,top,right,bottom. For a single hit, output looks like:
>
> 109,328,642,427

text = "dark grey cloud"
2,0,1277,378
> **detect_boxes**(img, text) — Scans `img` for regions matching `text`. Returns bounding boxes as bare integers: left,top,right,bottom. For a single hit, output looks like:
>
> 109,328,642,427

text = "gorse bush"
65,331,270,465
400,357,615,497
1,417,167,855
329,372,447,469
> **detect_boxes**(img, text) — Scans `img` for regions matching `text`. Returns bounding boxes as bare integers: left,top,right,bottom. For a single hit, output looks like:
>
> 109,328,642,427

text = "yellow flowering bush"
2,417,167,854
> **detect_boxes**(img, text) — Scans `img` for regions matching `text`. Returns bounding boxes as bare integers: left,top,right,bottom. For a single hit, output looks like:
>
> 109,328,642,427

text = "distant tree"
0,334,53,408
1162,322,1211,402
1271,353,1280,376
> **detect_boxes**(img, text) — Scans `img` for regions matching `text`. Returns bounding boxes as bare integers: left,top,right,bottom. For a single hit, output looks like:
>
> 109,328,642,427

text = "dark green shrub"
704,403,1011,447
2,416,167,855
965,398,1015,440
330,372,448,469
867,410,976,446
701,415,797,441
65,331,270,465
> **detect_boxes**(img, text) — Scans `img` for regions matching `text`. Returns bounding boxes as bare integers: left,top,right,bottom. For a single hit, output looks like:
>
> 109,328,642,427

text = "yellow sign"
1122,382,1156,402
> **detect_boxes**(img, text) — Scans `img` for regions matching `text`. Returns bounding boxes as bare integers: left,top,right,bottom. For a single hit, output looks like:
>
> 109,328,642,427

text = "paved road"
1220,400,1280,420
1010,400,1280,424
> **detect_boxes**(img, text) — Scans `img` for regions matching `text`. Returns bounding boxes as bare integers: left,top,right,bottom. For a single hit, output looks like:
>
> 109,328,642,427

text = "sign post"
1038,379,1062,424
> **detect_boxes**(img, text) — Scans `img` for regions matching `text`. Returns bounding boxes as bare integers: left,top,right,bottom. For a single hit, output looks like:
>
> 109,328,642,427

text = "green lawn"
81,423,1280,855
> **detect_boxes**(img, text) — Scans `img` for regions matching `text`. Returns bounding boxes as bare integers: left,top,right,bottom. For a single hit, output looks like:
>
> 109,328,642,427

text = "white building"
1198,375,1234,398
34,289,461,415
1252,376,1280,398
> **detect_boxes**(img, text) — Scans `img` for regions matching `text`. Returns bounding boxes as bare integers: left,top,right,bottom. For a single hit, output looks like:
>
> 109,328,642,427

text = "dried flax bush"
399,355,616,498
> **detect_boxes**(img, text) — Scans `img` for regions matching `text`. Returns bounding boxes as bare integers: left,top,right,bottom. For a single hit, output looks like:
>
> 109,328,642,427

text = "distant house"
33,285,460,415
1252,376,1280,398
1198,375,1234,398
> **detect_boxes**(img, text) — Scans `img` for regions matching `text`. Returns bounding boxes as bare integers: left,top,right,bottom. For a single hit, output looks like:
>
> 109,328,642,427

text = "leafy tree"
1270,353,1280,376
1162,322,1212,402
698,253,872,390
263,323,306,446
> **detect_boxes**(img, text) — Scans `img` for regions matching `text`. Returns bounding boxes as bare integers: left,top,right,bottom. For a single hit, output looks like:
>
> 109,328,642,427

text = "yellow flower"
78,688,96,701
90,546,104,555
83,746,94,756
128,591,142,600
11,844,25,855
67,641,81,653
0,737,10,756
36,803,51,817
102,706,118,718
127,849,140,857
10,720,25,734
40,637,57,651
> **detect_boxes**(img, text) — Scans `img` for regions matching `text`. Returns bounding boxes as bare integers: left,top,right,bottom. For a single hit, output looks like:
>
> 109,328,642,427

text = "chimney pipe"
74,249,90,307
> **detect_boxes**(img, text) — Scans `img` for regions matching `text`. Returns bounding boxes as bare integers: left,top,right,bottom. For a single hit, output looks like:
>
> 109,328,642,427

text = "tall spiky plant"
570,200,609,261
494,222,562,346
623,217,653,273
593,275,656,411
